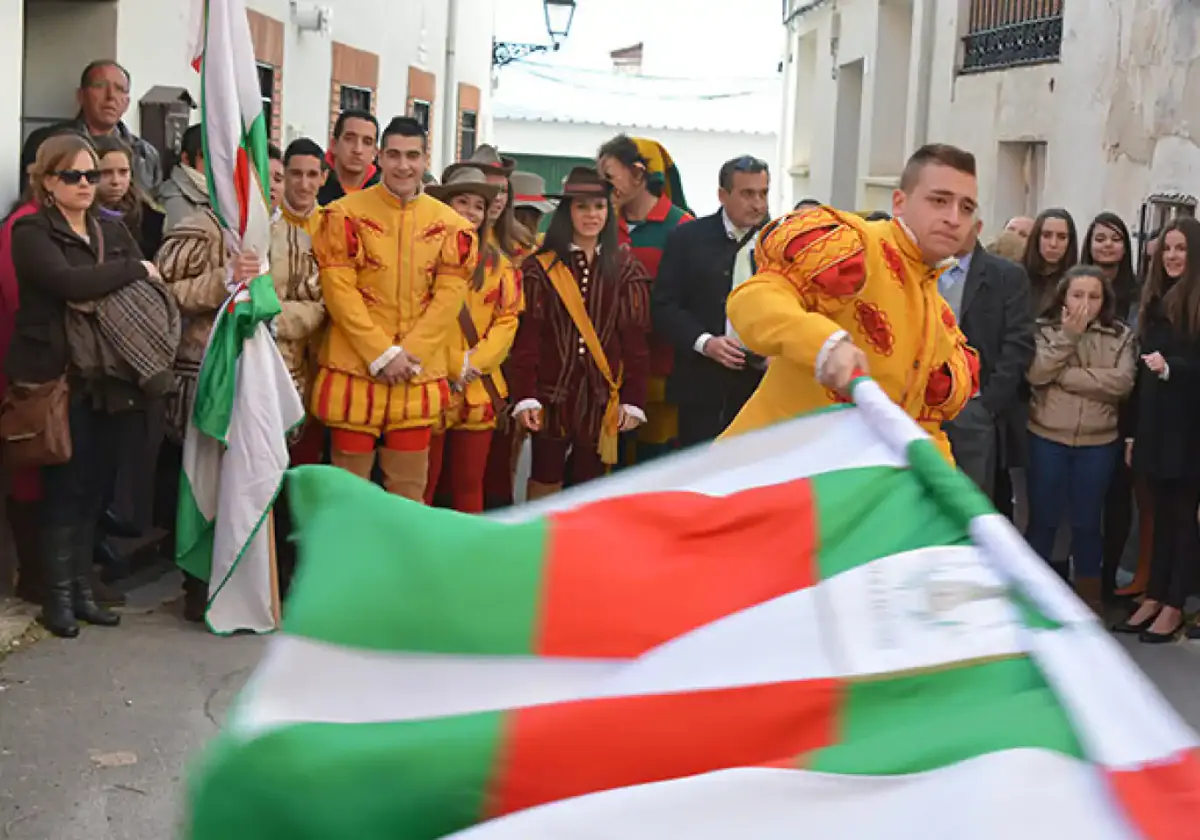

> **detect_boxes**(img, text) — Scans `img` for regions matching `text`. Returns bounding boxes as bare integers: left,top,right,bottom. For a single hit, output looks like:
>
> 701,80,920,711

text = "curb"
0,598,40,659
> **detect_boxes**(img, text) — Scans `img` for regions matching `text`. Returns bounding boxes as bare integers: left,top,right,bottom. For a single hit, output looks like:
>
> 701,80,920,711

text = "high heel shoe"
1111,607,1161,635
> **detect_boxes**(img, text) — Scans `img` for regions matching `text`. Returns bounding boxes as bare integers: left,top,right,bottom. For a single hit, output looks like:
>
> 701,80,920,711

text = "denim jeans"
1025,433,1119,578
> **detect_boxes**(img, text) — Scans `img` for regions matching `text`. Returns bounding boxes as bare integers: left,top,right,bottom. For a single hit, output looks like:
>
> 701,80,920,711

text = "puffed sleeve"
312,205,393,366
465,252,522,376
725,207,866,375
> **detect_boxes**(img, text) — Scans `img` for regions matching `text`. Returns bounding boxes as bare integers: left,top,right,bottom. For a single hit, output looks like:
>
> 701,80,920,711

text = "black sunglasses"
54,169,102,186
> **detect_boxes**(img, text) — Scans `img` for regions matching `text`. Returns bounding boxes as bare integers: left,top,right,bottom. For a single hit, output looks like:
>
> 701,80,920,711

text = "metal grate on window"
340,84,373,114
460,111,477,159
256,62,275,132
411,100,431,132
961,0,1064,74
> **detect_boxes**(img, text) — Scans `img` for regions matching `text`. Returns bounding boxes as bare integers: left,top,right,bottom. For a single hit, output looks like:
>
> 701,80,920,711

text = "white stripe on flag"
493,397,907,523
443,751,1135,840
233,546,1024,734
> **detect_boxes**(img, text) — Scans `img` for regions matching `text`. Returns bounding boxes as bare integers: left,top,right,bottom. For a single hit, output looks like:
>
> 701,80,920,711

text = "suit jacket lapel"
960,243,989,319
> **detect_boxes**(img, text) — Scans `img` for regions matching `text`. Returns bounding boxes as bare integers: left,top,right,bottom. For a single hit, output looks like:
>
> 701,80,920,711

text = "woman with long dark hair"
1112,216,1200,642
507,167,652,499
93,135,163,258
1081,211,1152,601
1023,208,1079,317
1025,265,1135,609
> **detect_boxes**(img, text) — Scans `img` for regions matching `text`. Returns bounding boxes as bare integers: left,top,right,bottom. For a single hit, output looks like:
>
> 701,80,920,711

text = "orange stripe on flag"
1107,749,1200,839
536,479,817,658
488,678,840,819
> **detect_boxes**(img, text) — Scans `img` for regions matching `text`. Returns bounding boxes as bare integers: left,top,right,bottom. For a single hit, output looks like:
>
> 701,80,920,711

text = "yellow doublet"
310,186,478,434
721,208,978,459
439,248,524,432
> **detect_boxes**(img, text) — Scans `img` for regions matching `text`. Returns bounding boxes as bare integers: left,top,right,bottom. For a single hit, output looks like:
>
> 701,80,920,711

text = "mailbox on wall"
138,86,196,174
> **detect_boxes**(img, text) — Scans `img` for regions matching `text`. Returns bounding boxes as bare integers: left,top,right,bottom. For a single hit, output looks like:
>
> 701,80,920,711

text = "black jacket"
317,165,381,206
6,207,148,407
1129,298,1200,480
956,244,1036,466
651,212,762,406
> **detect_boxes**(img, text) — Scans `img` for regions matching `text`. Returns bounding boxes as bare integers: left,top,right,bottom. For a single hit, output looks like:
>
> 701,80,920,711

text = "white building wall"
0,0,25,210
781,0,1200,237
494,118,781,218
9,0,498,205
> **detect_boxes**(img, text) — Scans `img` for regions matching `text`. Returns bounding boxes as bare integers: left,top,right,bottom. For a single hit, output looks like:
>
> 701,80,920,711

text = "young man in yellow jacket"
722,144,982,459
310,117,478,501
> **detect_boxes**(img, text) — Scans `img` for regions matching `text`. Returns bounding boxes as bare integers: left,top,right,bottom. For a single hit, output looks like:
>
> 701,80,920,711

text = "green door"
508,153,594,194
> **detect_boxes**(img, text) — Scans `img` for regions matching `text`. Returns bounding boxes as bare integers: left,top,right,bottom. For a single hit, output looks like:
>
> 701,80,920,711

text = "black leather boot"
39,526,79,639
101,508,142,539
11,499,45,605
72,523,120,627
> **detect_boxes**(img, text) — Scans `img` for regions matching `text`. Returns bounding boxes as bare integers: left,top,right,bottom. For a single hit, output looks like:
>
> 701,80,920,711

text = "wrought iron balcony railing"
961,0,1064,74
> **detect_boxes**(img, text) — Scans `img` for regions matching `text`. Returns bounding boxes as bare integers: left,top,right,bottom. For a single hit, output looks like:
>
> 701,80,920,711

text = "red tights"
425,429,494,513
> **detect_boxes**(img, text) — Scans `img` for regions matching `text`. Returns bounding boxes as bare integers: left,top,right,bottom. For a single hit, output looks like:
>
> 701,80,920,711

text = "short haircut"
332,110,379,141
718,155,769,192
899,143,976,192
864,211,892,222
180,124,203,165
381,116,427,152
79,59,130,90
794,198,821,210
284,137,325,166
267,143,282,162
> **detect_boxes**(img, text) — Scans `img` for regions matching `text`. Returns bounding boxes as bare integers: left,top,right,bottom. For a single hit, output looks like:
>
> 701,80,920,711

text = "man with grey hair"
651,155,771,446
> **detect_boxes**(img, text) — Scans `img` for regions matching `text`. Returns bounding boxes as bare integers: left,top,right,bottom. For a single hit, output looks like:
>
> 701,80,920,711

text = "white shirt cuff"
693,333,713,354
512,398,542,416
815,330,850,381
460,350,473,381
369,346,403,377
1161,362,1171,381
621,405,646,423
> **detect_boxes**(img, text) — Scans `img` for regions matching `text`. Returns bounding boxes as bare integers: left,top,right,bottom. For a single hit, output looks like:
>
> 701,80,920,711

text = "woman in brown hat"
423,167,524,513
508,167,652,499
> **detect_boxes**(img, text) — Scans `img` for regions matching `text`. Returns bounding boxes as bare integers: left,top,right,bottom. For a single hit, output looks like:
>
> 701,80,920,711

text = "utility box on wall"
138,86,196,173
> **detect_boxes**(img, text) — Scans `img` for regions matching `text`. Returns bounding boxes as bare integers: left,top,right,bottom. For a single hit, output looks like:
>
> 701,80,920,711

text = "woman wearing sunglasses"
5,133,163,639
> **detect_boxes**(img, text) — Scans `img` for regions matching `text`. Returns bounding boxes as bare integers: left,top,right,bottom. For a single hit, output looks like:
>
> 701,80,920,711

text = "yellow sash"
537,253,623,464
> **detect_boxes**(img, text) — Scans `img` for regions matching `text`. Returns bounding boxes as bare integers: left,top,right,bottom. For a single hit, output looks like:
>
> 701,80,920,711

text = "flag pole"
267,510,281,627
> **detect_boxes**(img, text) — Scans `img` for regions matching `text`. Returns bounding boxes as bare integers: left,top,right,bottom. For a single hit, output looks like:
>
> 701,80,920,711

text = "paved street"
2,569,1200,839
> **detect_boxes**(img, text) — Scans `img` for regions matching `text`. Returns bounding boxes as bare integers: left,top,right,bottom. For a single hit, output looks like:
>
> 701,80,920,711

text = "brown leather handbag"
0,376,72,466
457,306,511,431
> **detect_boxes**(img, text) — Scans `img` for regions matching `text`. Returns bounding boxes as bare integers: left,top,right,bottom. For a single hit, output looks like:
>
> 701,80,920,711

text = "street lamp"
493,0,577,68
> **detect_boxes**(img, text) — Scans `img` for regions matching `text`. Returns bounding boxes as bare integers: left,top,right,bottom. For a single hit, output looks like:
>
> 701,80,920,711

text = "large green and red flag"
175,0,303,635
186,378,1200,838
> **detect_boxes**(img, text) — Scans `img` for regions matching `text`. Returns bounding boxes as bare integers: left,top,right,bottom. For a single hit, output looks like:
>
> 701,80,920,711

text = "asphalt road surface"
1,570,1199,840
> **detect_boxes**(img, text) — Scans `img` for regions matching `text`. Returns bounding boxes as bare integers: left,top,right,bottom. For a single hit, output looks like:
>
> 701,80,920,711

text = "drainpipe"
441,0,460,174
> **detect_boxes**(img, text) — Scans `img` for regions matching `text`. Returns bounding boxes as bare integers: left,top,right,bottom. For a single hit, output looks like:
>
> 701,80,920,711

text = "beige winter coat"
1027,319,1136,447
155,210,325,441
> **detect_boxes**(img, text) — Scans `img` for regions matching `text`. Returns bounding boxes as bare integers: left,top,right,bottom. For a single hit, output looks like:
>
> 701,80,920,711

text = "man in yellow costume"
311,116,478,500
722,144,982,458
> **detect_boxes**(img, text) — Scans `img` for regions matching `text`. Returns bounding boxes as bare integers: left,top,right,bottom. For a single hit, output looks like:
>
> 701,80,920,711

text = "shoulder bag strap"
456,305,507,412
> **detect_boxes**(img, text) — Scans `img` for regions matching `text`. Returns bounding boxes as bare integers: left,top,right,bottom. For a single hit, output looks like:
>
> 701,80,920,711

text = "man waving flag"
175,0,305,634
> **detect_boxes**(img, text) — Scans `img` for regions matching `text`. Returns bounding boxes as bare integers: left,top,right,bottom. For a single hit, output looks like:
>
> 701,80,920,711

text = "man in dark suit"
651,156,771,447
942,220,1035,499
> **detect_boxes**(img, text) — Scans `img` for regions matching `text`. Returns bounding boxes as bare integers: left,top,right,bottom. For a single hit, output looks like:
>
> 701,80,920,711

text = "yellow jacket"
311,186,477,385
448,246,523,404
721,208,978,458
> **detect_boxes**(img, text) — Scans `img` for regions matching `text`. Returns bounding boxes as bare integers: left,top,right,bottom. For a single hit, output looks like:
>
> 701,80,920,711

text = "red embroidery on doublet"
854,300,895,357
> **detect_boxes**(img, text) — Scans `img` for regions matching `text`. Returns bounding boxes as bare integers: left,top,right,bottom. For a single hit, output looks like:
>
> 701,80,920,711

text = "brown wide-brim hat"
548,166,612,201
441,143,516,184
510,170,557,214
425,166,502,206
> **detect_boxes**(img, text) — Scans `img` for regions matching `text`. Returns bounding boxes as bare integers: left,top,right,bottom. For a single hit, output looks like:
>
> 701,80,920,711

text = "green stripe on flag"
190,712,503,839
176,474,213,581
809,658,1083,775
813,466,970,580
286,466,548,655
